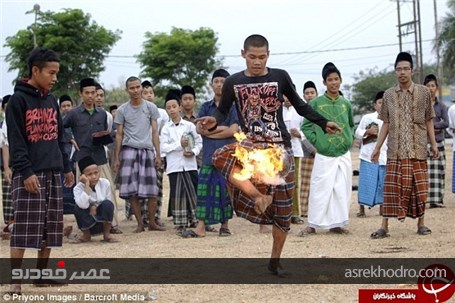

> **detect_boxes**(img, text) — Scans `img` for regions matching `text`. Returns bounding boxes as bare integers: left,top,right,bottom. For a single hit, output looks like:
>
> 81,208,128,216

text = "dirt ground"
1,146,454,303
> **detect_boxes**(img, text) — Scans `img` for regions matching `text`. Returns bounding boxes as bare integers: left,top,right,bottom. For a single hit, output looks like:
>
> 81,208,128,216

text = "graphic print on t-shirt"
233,82,282,142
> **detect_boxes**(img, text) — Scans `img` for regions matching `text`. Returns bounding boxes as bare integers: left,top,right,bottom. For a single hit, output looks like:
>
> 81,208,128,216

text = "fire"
232,132,288,185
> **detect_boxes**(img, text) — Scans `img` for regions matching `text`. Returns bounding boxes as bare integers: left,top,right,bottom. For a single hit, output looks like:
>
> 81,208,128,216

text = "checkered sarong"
299,157,314,216
212,142,295,233
358,160,385,207
118,146,158,199
168,171,197,226
382,159,428,220
196,164,233,225
427,141,445,204
2,171,13,224
11,171,63,249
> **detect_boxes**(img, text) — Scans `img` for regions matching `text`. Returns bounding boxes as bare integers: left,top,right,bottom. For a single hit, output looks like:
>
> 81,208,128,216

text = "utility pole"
395,0,423,83
397,0,402,52
434,0,443,99
32,3,40,48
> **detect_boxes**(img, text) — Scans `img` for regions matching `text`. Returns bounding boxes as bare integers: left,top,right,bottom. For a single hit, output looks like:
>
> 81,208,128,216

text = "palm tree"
438,0,455,82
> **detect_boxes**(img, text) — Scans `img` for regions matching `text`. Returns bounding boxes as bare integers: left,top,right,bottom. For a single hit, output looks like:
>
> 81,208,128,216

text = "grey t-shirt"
114,100,160,150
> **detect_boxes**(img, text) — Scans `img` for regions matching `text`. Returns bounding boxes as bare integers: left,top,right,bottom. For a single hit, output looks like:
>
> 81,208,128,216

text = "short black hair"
423,74,438,87
243,34,269,51
322,62,341,81
125,76,141,88
373,91,384,104
27,47,60,78
109,105,118,113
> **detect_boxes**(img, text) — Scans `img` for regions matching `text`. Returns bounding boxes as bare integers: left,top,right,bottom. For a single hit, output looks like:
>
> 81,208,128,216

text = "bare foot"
134,225,145,233
297,226,315,237
194,221,206,237
254,195,273,214
259,224,271,234
329,227,349,234
148,224,166,231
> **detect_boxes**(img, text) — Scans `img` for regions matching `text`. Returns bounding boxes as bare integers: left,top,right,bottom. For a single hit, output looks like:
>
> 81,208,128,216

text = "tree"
4,8,121,97
438,0,455,83
349,64,444,115
137,27,221,98
349,67,396,114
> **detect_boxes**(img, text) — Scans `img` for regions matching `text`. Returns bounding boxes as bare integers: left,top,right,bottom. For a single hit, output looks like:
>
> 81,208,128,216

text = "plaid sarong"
299,157,314,216
427,141,445,205
212,142,295,233
11,171,63,249
358,160,386,207
382,159,428,220
292,157,301,216
2,170,13,224
168,171,198,226
196,164,233,225
118,146,158,199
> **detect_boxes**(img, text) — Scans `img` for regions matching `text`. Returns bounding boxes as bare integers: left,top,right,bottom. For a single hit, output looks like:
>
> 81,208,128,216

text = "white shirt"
0,121,7,148
73,177,112,209
282,105,304,157
448,104,455,152
355,111,387,165
160,118,202,174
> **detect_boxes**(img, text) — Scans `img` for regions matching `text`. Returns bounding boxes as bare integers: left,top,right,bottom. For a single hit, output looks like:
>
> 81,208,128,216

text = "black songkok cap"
95,82,103,90
303,81,316,92
2,95,11,110
165,89,182,103
374,91,384,102
80,78,97,90
78,156,96,173
322,62,341,80
109,105,118,112
181,85,196,98
394,52,413,69
59,94,72,104
141,80,153,88
211,69,230,81
423,74,438,86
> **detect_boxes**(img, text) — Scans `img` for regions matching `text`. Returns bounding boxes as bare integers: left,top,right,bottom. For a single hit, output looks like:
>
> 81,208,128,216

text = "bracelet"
207,122,218,132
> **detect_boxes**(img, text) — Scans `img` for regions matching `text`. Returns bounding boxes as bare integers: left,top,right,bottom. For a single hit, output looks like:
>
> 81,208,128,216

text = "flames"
232,132,288,185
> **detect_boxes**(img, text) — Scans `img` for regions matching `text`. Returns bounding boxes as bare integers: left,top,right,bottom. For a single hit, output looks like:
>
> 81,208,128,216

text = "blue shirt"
198,100,239,165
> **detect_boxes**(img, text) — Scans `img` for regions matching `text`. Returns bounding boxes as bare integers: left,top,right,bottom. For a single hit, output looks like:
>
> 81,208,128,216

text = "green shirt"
302,93,354,157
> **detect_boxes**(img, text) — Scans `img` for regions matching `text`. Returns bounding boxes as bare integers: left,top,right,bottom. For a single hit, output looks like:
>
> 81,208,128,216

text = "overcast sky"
0,0,448,99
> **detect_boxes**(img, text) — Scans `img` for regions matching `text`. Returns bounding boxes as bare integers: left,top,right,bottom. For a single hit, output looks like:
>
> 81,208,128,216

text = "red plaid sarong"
382,159,428,220
212,141,294,233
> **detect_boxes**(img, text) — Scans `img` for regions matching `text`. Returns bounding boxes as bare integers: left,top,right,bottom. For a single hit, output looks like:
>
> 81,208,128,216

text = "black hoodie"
6,80,72,179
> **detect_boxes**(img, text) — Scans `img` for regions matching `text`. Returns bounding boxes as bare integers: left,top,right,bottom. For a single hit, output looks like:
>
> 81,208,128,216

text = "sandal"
180,230,204,238
356,212,366,218
417,225,432,235
110,226,123,234
205,225,218,233
291,216,305,224
219,227,232,237
370,228,390,239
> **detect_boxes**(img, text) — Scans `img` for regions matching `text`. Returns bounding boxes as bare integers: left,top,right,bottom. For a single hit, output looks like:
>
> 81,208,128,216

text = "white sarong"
308,151,352,229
